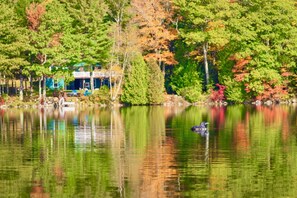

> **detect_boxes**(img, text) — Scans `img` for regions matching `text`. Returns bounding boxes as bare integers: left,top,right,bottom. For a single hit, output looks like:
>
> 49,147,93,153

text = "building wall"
46,78,64,90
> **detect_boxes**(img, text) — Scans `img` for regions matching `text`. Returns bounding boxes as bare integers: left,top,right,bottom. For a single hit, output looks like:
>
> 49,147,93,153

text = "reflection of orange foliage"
256,106,288,125
233,122,250,152
210,106,226,130
53,163,65,185
0,109,5,117
140,137,179,197
209,175,228,191
282,120,289,143
256,106,290,142
30,180,50,198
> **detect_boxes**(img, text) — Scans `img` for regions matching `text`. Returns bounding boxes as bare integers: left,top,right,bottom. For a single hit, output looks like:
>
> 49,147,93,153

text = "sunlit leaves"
147,59,165,104
121,54,149,105
0,3,29,77
62,0,112,66
218,0,297,101
131,0,177,65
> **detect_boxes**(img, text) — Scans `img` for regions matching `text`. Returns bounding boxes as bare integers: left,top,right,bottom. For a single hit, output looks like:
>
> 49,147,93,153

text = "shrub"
89,86,110,105
222,77,246,103
176,86,200,103
210,84,226,102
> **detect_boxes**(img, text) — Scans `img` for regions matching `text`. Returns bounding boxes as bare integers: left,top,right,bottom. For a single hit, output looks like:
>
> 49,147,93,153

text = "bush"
222,77,246,103
210,84,226,102
177,86,202,103
89,86,110,105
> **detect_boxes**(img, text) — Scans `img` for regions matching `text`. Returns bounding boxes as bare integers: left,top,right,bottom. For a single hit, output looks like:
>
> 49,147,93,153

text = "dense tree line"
1,0,297,104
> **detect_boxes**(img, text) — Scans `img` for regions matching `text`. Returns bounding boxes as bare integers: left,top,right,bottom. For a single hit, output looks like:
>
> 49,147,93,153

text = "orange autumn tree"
130,0,178,73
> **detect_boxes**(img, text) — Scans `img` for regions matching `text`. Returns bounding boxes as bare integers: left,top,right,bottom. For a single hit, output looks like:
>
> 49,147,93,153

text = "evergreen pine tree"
121,54,148,105
147,59,165,104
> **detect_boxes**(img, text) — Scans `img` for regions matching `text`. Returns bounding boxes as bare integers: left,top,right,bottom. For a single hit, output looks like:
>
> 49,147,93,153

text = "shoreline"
1,95,297,109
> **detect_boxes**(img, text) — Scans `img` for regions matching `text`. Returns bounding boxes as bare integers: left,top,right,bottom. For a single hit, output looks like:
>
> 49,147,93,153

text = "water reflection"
0,105,297,197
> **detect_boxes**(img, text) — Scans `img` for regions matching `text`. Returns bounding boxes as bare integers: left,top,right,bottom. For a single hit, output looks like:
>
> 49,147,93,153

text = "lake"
0,105,297,197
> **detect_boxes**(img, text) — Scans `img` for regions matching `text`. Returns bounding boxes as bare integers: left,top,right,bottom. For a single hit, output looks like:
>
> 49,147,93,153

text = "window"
84,82,90,88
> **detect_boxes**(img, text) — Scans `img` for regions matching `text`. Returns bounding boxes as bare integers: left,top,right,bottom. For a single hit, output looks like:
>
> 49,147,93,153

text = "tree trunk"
25,79,28,96
111,51,128,102
39,77,42,99
6,79,9,95
203,42,209,88
109,3,126,102
15,81,17,95
29,75,33,97
11,80,13,95
42,76,46,99
90,70,94,93
20,73,24,101
1,75,5,95
0,76,2,96
157,49,165,76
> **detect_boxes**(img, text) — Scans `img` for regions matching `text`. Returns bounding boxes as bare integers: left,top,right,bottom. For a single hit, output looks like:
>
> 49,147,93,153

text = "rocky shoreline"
1,95,297,109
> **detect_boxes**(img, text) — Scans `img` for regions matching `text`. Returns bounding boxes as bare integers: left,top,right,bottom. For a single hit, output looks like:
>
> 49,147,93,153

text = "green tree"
175,0,234,88
147,59,165,104
26,0,73,99
61,0,112,93
170,41,203,102
0,2,29,98
219,0,297,101
170,61,203,102
121,54,148,105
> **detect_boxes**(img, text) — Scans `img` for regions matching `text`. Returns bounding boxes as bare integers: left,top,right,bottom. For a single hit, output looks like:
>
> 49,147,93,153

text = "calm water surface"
1,105,297,197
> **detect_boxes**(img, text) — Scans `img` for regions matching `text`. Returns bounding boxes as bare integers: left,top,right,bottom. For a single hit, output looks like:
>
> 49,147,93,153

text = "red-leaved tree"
210,83,226,102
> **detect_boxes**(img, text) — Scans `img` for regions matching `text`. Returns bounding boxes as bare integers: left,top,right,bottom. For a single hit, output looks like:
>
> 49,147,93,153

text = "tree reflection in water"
1,105,297,197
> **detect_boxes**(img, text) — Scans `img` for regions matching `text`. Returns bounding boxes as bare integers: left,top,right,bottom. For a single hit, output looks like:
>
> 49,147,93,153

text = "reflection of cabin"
74,125,110,146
